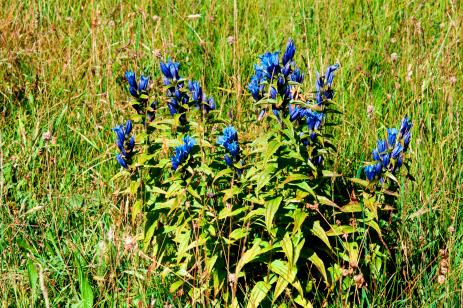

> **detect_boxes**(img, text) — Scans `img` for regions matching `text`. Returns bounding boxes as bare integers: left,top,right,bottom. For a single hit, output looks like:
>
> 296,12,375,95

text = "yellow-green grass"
0,0,461,306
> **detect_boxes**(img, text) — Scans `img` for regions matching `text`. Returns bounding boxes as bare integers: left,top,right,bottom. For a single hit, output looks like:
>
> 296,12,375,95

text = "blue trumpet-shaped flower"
113,120,135,169
217,126,241,168
125,71,149,99
282,39,296,66
315,64,339,105
171,135,196,171
391,143,403,159
364,165,376,181
387,128,398,149
290,68,304,83
125,71,150,114
188,80,203,105
259,51,280,77
365,117,413,181
188,80,216,114
160,59,180,81
399,117,413,136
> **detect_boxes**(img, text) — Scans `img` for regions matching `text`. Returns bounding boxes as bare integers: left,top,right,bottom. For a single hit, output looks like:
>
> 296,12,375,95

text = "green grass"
1,0,462,306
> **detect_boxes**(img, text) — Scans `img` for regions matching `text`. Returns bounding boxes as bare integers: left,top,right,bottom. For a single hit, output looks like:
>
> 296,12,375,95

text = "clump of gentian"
125,71,150,115
217,126,241,169
248,39,298,120
188,80,216,114
113,120,135,169
160,59,189,125
171,135,196,171
365,117,413,181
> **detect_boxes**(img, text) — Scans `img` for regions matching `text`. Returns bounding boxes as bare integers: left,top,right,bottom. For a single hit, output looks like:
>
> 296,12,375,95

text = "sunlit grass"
0,0,461,306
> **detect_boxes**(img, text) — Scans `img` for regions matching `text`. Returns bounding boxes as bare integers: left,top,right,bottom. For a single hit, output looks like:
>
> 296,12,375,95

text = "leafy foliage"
110,39,414,306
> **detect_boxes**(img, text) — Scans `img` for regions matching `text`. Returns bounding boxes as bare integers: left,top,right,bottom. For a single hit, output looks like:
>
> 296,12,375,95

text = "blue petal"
116,154,128,169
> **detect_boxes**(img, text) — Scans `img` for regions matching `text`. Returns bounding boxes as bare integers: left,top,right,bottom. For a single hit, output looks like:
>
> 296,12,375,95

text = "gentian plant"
109,39,414,307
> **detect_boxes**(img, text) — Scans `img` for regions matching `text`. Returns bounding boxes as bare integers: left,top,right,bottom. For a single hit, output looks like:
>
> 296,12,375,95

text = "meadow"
1,0,462,306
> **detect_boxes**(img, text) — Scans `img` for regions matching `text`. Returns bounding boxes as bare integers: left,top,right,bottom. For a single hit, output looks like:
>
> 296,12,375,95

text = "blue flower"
372,149,381,161
116,154,128,169
171,135,196,171
248,77,262,101
374,162,383,174
289,104,302,122
217,126,238,146
399,117,413,136
224,154,233,167
403,130,411,152
366,117,413,180
290,68,304,83
377,140,387,154
188,80,203,105
391,143,403,159
206,96,216,111
325,64,340,88
364,165,376,181
259,51,280,77
125,71,150,99
217,126,240,168
160,59,180,81
125,71,137,89
381,153,390,168
305,110,324,131
315,64,339,105
147,101,156,122
282,39,296,66
113,120,135,169
269,87,277,99
387,128,398,148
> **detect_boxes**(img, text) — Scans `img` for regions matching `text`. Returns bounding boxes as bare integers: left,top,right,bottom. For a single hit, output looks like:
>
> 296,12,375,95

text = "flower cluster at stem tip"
160,59,216,125
125,71,157,119
364,117,413,181
113,120,135,169
171,135,196,171
247,39,339,166
217,126,241,168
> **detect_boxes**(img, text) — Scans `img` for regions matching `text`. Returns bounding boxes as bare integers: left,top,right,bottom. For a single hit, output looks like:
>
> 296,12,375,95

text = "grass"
1,0,462,306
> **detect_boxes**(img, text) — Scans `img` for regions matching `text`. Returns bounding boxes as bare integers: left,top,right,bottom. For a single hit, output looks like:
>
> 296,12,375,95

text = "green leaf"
218,206,246,220
349,177,369,187
292,209,308,234
265,140,282,164
340,201,363,213
221,186,241,203
309,252,328,284
277,174,309,189
321,170,341,177
294,295,313,308
236,240,268,274
317,196,339,208
265,197,282,235
291,182,316,197
229,228,249,241
213,168,233,184
75,256,94,308
26,260,38,301
281,234,293,265
187,185,201,201
169,280,184,293
131,200,143,225
273,277,289,304
311,221,332,251
326,225,356,236
247,281,271,308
